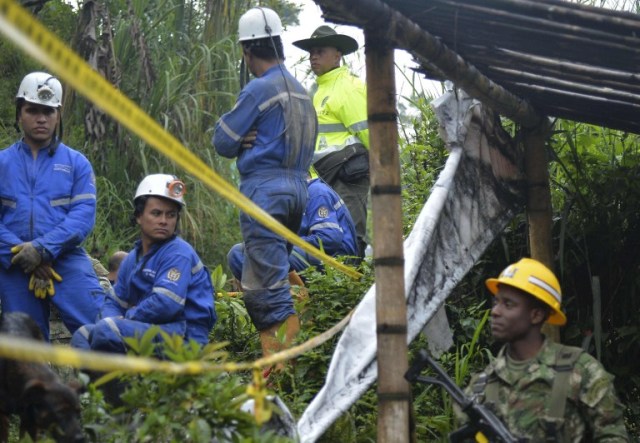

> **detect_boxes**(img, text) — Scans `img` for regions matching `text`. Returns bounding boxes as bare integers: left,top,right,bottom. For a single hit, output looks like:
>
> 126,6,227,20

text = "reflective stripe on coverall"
71,235,216,352
213,63,316,331
0,140,103,339
227,177,357,277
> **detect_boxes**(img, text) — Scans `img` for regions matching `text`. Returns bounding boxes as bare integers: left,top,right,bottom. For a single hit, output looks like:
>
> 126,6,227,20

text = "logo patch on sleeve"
317,206,329,218
167,268,181,281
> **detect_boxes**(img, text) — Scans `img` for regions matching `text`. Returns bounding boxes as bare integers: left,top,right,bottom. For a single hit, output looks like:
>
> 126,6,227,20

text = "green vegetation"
0,0,638,441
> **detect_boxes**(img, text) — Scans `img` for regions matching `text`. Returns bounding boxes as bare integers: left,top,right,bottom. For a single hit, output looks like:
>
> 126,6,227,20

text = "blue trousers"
0,248,104,340
238,171,306,331
70,317,186,353
228,243,321,280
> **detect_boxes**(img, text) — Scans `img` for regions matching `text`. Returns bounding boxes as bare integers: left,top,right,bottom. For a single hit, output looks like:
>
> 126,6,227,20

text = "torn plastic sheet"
297,90,525,442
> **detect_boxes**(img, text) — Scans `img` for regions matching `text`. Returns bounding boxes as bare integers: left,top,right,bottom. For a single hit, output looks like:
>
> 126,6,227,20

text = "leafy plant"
407,303,492,441
80,328,295,443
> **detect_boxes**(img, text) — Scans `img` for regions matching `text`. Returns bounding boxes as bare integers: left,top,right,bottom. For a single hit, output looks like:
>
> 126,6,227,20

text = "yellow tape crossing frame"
0,0,364,376
0,0,361,280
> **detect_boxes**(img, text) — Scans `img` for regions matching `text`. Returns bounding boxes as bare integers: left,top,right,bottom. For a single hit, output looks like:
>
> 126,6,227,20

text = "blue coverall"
0,140,104,339
71,235,216,353
213,64,317,331
228,178,358,277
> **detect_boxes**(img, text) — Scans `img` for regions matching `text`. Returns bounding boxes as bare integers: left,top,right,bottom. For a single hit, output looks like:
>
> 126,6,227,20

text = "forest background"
0,0,638,441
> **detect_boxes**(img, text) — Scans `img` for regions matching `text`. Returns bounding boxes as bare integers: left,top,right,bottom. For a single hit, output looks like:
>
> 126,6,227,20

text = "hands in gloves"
28,265,63,299
11,243,42,273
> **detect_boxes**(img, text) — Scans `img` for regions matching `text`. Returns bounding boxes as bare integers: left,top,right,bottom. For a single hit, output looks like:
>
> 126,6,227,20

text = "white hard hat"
238,7,283,42
134,174,186,207
16,72,63,107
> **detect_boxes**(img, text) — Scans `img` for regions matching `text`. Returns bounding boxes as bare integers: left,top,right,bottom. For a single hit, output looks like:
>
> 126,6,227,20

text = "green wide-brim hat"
293,25,358,55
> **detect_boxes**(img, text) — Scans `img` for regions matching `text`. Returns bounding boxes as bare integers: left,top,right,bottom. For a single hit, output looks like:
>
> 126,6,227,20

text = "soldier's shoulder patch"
317,206,330,218
167,268,181,281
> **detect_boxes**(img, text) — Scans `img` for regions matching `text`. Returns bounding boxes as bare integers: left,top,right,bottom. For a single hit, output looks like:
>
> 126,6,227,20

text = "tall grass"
61,0,256,268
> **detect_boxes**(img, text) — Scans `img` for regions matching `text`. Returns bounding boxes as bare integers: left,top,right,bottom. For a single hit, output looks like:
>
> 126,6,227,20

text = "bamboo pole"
441,1,640,49
491,67,640,103
494,48,640,90
509,83,640,134
315,0,543,129
490,66,640,97
521,119,560,342
463,0,640,28
409,5,640,68
365,27,410,442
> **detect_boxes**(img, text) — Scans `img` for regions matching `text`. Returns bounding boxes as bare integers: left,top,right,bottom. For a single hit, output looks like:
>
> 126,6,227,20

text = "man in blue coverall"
71,174,216,353
0,72,104,340
228,177,358,278
212,7,317,361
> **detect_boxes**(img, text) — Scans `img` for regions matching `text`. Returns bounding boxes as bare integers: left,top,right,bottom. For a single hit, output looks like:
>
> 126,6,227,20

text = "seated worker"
228,177,358,279
71,174,217,353
0,72,104,340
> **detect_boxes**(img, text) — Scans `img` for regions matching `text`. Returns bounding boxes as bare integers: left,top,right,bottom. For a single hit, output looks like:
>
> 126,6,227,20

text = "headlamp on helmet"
135,174,186,207
16,72,63,108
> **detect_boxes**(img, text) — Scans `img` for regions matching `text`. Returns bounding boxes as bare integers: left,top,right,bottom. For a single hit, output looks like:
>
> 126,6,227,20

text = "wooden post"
365,28,410,442
522,119,560,342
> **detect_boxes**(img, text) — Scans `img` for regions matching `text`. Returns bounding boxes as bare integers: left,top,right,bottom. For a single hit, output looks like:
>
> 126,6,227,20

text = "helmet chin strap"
48,136,61,157
240,56,250,89
14,104,21,133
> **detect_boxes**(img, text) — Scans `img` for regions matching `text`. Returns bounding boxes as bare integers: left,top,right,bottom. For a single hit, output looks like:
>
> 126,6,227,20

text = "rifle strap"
473,371,499,407
545,346,583,442
476,346,583,442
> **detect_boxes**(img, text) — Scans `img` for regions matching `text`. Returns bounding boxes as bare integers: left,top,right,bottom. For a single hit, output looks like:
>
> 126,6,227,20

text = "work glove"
28,265,62,299
11,242,42,274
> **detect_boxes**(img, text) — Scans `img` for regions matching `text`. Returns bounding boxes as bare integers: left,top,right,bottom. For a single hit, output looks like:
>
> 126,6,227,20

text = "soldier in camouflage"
463,258,629,442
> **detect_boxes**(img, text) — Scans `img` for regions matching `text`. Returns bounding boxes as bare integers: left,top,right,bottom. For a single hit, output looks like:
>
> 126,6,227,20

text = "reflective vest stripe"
218,119,243,142
51,193,96,207
1,199,16,208
310,222,342,232
349,120,368,132
154,286,186,306
108,292,129,309
319,122,348,133
192,261,204,274
104,317,123,339
259,91,312,112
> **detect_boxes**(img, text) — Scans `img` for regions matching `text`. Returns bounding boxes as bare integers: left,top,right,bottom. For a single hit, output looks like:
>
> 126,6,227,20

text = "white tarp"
297,91,525,442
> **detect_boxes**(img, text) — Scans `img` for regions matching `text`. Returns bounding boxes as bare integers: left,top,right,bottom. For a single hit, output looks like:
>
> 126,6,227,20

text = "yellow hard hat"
485,258,567,326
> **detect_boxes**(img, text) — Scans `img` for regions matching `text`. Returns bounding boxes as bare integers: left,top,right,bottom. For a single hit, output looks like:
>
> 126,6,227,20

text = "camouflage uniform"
89,256,112,293
463,339,629,442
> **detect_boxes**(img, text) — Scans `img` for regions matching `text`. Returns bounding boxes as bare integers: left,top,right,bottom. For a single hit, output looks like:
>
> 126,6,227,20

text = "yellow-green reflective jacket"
313,65,369,163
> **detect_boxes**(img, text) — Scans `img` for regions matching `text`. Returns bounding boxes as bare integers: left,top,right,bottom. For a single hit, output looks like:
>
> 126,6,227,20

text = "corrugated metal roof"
314,0,640,133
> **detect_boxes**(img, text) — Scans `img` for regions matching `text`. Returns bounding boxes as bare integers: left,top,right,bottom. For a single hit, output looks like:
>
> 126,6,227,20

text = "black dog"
0,312,85,443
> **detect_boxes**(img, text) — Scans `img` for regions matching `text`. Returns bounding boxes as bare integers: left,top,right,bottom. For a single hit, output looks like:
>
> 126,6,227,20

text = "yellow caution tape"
0,309,353,374
247,368,271,425
0,0,361,280
217,291,242,298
